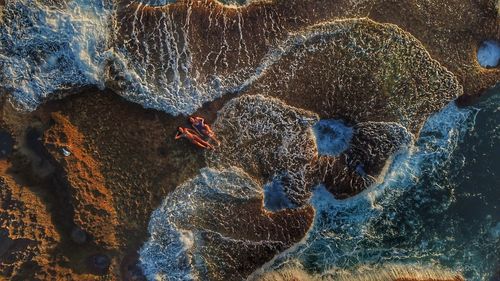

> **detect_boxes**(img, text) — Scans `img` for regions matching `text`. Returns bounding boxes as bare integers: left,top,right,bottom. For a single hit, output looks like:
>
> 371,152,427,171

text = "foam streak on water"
0,0,277,115
0,0,206,115
266,100,498,280
0,0,111,110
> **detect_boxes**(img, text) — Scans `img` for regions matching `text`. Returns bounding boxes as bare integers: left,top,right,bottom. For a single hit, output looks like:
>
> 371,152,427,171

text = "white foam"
140,167,264,280
312,119,353,156
0,0,111,110
268,101,482,276
477,40,500,68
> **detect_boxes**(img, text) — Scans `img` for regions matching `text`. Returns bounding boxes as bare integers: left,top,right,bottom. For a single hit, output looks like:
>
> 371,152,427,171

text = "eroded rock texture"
43,112,119,249
140,167,314,281
0,91,208,280
246,19,461,133
207,94,319,206
0,0,498,280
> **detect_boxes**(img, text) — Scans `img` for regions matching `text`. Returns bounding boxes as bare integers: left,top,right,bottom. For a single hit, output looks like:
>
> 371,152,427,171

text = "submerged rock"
87,254,111,275
140,167,314,281
207,94,320,206
319,122,413,198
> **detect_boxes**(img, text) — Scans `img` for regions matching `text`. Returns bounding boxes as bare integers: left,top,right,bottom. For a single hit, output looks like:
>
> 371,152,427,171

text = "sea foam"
0,0,111,110
477,40,500,68
263,100,497,280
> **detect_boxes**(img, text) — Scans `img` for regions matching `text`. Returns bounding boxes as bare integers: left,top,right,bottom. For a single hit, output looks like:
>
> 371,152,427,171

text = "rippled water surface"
270,90,500,280
0,0,498,279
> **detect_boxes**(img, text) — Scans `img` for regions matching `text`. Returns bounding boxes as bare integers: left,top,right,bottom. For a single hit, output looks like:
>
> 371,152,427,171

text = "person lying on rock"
189,116,221,146
175,127,214,150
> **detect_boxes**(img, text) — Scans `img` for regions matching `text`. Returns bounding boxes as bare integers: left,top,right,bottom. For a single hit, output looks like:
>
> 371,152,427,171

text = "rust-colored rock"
43,112,119,249
140,167,314,281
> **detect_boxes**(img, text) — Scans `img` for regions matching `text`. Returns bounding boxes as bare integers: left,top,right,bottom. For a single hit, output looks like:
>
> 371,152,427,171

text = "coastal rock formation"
0,91,208,280
0,175,57,280
0,162,86,280
369,0,500,101
207,94,319,206
140,167,314,281
246,19,461,133
43,112,119,249
0,0,498,280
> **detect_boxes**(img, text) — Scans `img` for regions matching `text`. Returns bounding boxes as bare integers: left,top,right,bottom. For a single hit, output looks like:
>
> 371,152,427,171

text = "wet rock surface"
320,122,413,198
207,95,319,206
0,0,498,280
140,167,314,280
246,19,461,133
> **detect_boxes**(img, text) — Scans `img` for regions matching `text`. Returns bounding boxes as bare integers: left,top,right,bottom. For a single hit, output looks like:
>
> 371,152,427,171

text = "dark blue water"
270,91,499,280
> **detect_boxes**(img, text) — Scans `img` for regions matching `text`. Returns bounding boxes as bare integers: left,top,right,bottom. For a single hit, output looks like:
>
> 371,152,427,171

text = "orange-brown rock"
0,90,208,280
141,167,314,281
43,112,119,249
0,161,94,280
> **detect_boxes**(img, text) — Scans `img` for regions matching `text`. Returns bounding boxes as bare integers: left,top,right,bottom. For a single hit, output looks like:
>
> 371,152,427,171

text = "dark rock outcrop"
319,122,413,198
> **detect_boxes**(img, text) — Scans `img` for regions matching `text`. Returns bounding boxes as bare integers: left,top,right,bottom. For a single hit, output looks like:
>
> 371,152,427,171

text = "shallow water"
312,120,353,157
477,40,500,68
270,91,499,280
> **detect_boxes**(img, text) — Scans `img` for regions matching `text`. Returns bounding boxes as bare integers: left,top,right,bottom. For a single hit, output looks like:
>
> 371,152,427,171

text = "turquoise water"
271,91,499,280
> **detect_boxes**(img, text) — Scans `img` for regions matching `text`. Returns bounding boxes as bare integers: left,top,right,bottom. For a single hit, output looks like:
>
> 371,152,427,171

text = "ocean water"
1,0,498,279
268,91,499,280
312,120,353,157
0,0,112,110
477,40,500,68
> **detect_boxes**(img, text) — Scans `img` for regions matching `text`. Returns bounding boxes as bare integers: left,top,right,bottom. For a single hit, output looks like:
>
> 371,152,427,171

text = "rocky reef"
0,0,498,280
207,95,319,206
140,167,314,280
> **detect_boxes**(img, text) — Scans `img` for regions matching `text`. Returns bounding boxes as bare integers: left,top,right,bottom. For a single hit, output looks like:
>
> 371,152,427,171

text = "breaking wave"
263,96,499,280
0,0,111,109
